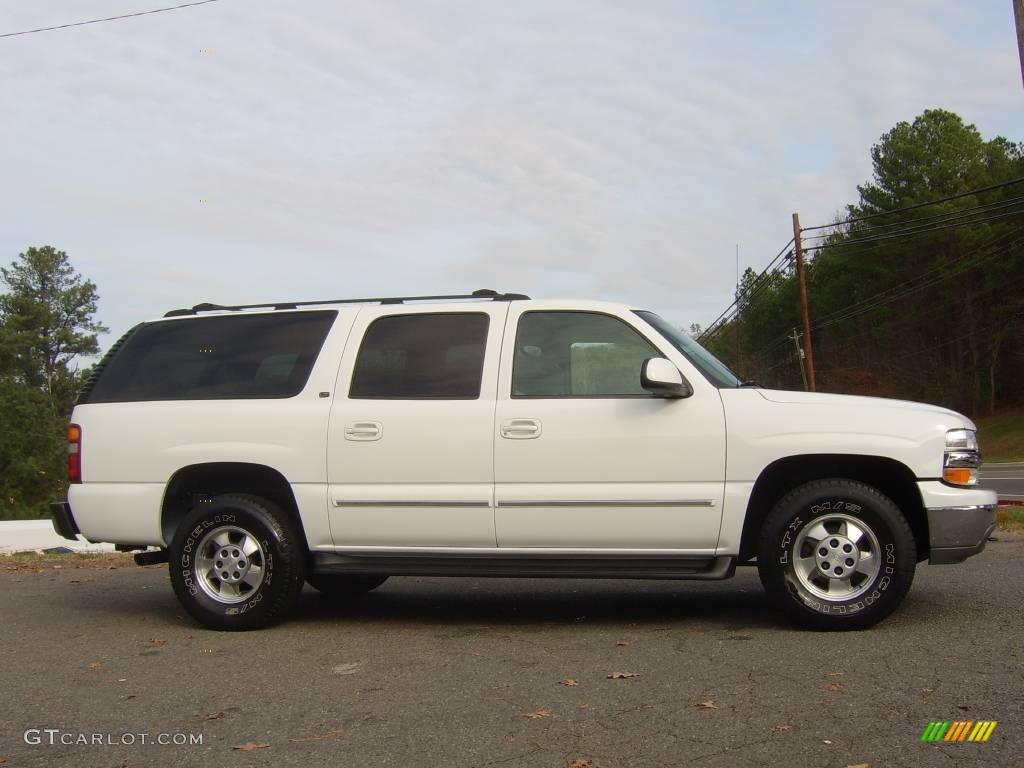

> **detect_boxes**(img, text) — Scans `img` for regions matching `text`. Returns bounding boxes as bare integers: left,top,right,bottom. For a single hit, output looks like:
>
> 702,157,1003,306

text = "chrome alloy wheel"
193,525,266,604
791,513,881,601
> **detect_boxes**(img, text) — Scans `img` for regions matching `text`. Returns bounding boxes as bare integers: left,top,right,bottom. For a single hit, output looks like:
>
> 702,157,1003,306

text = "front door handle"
345,421,382,441
500,418,542,439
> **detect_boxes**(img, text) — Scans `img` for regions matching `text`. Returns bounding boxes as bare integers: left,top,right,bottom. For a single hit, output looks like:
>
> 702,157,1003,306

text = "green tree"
812,109,1024,413
0,380,63,519
0,246,108,415
699,109,1024,410
0,246,107,519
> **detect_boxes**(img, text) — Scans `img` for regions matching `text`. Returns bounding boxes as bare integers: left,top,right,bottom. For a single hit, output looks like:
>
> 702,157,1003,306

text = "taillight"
68,423,82,483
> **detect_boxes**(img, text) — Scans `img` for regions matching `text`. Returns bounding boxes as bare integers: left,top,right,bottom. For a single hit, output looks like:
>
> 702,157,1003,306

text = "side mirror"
641,358,692,398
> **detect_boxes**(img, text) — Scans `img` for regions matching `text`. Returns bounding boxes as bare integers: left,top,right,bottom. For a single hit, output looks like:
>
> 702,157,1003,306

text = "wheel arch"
738,454,928,563
161,462,305,548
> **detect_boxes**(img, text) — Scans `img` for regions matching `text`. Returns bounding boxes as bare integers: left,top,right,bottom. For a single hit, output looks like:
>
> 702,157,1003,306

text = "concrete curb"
0,520,115,554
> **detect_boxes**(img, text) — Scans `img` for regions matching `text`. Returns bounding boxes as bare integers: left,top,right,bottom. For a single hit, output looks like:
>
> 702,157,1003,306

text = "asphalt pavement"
979,462,1024,503
1,538,1022,768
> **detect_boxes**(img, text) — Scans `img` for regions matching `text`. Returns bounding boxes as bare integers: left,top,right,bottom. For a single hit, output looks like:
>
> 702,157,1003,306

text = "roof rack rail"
163,289,530,317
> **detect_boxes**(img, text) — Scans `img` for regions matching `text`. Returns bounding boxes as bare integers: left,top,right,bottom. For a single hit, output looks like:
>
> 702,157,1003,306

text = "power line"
801,194,1024,242
744,226,1024,365
809,228,1024,332
0,0,220,39
802,206,1024,253
799,176,1024,232
698,238,794,341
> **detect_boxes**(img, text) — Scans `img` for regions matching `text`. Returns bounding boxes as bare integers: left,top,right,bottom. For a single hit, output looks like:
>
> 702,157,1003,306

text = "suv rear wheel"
169,494,307,631
757,479,916,630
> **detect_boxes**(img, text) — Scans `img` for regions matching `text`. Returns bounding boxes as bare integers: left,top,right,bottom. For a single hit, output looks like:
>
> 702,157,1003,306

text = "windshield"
634,310,742,388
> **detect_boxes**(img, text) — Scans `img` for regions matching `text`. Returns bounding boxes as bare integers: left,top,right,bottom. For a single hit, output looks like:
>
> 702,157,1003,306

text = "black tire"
306,574,389,597
757,479,916,630
168,494,307,631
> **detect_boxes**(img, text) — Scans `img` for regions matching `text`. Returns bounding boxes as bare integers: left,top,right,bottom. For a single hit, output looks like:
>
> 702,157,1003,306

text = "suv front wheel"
169,494,307,631
757,479,916,630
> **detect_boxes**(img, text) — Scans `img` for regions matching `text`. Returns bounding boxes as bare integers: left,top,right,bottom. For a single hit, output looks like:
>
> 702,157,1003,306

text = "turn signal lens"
943,467,976,485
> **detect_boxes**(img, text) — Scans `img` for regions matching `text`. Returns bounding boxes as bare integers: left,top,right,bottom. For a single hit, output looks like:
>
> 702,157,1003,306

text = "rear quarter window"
81,311,337,403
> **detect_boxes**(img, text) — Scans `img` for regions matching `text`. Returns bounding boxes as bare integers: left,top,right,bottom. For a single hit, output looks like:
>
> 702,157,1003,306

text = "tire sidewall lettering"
780,498,896,616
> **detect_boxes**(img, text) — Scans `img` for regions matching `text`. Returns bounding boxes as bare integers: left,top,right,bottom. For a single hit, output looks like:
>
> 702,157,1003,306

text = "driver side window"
512,312,661,398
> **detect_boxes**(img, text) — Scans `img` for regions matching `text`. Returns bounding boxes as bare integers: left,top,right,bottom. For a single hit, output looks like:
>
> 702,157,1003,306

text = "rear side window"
82,311,337,402
349,313,489,399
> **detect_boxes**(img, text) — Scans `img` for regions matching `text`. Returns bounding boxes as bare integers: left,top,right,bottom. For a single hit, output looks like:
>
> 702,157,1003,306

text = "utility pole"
1015,0,1024,87
792,212,816,391
790,328,808,391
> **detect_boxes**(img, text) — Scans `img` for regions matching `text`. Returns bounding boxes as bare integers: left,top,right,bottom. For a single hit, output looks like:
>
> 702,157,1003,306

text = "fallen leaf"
846,763,869,768
232,742,271,751
288,730,342,743
203,712,224,721
332,662,362,676
606,672,639,679
567,761,593,768
616,640,631,647
0,757,7,764
523,708,555,719
771,724,792,733
957,704,972,711
695,700,718,710
559,679,579,687
144,639,167,647
87,662,102,670
827,682,844,692
578,704,590,710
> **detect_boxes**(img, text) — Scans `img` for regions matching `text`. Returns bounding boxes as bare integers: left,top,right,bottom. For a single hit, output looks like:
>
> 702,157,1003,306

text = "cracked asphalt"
1,536,1021,768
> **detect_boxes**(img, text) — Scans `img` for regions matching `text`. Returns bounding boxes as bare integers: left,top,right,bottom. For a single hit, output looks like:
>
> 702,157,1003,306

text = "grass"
976,408,1024,463
997,505,1024,533
0,551,137,573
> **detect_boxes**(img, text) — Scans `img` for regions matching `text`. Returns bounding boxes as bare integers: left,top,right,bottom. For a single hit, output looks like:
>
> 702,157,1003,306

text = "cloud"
0,0,1020,343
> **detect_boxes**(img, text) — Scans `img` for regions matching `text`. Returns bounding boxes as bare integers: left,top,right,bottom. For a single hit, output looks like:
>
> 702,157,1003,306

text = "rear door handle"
500,418,542,439
345,421,382,441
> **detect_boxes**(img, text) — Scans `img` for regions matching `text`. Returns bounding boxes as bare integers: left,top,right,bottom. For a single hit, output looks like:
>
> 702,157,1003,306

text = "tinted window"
512,312,661,397
634,310,741,388
84,311,337,402
349,313,489,399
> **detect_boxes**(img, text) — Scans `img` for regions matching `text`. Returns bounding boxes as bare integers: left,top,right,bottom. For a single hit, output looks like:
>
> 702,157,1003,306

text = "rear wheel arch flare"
160,462,304,548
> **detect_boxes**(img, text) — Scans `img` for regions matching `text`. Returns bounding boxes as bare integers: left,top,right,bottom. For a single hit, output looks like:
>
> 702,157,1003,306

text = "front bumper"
49,501,80,541
926,504,997,564
917,481,998,565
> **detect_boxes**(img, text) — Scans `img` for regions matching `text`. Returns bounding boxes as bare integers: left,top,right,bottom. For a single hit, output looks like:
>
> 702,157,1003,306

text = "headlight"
943,429,980,486
946,429,979,452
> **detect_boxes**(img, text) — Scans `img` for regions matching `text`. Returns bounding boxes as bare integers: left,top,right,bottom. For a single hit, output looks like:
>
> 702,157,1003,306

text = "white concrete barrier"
0,520,115,553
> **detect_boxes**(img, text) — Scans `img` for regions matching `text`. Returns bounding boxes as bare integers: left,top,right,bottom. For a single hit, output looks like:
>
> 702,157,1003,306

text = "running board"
311,553,736,580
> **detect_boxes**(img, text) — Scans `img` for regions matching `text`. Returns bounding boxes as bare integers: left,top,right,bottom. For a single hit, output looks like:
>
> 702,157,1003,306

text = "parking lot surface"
1,536,1021,768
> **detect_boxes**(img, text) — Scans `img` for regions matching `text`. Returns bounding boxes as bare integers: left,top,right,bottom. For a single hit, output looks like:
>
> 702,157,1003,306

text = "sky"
1,0,1022,350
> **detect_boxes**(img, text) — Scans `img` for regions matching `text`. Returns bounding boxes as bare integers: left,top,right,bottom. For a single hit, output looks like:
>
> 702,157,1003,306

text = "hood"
754,389,974,429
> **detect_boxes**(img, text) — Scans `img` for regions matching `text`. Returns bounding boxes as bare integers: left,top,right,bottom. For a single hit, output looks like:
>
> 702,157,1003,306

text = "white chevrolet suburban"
50,289,997,631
